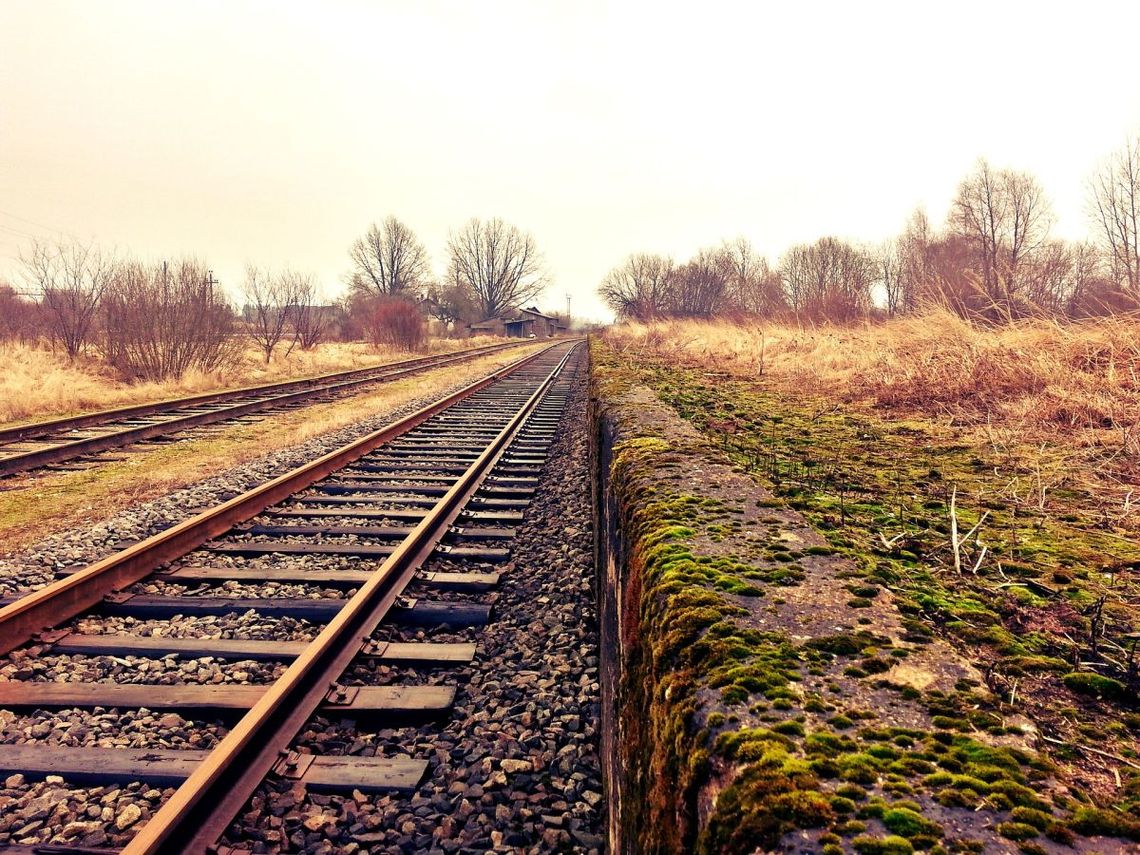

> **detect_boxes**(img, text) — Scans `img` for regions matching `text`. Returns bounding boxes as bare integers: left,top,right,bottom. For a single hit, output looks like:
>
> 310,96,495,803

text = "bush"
102,259,240,380
358,295,426,351
0,285,46,342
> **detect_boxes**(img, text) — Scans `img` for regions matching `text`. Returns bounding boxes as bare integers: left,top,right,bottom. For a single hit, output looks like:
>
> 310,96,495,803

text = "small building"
504,306,565,338
469,318,506,337
469,306,569,339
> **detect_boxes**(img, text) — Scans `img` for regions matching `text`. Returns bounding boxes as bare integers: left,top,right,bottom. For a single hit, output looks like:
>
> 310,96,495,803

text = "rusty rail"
122,344,577,854
0,343,561,656
0,339,529,446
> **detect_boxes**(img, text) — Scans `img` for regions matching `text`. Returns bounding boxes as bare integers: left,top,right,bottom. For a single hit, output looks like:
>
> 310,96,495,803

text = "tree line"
4,243,330,380
343,215,546,333
0,215,548,380
600,138,1140,323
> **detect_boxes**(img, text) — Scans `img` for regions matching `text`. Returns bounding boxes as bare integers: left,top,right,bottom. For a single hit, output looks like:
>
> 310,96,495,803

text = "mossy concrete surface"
589,337,1136,854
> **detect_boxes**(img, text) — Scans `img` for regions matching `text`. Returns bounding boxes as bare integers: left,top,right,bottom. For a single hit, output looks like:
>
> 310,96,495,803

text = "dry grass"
606,310,1140,435
605,311,1140,523
0,335,510,426
0,343,547,553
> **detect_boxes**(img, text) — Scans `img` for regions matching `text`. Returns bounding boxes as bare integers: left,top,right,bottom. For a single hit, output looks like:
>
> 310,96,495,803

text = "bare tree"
348,216,431,298
447,218,546,319
719,238,785,316
0,284,45,342
669,248,730,317
21,238,114,359
877,240,904,317
1021,240,1106,316
598,253,675,320
780,237,875,322
286,272,329,350
950,159,1053,314
1089,137,1140,296
102,258,239,380
897,208,937,313
426,281,480,329
243,266,298,363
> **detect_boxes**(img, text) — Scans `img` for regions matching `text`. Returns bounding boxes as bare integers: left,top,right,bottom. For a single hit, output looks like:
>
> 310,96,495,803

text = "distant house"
415,295,450,336
471,306,568,339
468,318,505,337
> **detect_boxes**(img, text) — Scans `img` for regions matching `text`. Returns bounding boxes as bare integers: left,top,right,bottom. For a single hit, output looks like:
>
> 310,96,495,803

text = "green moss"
936,788,977,808
851,835,915,854
772,720,806,737
698,767,833,854
1009,807,1053,830
836,783,868,801
1062,671,1129,701
995,822,1040,841
830,796,857,814
1069,807,1140,840
805,545,836,556
805,731,857,755
839,753,882,784
1045,823,1075,844
880,811,943,843
806,631,884,656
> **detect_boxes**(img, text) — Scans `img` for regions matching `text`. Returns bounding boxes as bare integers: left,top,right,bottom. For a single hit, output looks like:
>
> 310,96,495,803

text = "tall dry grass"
605,311,1140,506
0,335,509,425
605,310,1140,434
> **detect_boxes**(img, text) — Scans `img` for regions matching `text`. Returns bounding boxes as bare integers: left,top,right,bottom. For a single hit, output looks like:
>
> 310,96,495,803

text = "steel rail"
0,343,564,656
0,339,529,445
0,341,541,477
124,343,578,854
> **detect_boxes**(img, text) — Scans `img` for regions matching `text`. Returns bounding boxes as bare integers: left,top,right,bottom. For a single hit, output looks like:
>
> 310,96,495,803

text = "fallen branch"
951,488,961,574
1041,735,1140,770
878,531,905,550
950,486,990,574
970,544,989,575
993,579,1059,597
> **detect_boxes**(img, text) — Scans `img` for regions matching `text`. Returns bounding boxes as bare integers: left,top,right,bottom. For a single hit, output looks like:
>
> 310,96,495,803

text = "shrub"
358,295,426,351
103,259,240,380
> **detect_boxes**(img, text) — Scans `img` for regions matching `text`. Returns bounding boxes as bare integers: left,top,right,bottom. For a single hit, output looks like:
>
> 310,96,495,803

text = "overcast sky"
3,1,1140,321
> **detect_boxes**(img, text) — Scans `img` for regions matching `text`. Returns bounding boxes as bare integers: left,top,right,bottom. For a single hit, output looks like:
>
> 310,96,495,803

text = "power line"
0,207,76,237
0,222,39,240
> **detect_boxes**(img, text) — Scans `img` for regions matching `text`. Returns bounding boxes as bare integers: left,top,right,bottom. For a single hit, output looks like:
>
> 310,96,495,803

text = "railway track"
0,339,585,853
0,339,534,478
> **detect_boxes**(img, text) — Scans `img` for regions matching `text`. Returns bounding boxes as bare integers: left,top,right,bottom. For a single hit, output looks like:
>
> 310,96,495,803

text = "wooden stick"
951,487,961,574
1042,735,1140,770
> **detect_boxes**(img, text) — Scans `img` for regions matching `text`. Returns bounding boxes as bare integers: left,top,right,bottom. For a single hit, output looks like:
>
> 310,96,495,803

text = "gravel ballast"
222,356,604,853
0,377,513,595
0,349,605,852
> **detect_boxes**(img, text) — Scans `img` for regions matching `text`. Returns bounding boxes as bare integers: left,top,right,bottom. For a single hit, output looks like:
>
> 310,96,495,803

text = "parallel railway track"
0,339,584,853
0,339,534,478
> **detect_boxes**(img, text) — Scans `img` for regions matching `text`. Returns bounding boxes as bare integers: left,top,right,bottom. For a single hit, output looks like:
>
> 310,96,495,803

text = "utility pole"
566,293,571,328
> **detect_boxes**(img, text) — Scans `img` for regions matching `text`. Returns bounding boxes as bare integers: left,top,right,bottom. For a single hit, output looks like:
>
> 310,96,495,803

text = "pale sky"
3,1,1140,321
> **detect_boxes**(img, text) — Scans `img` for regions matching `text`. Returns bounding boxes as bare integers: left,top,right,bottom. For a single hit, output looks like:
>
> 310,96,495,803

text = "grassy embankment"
598,310,1140,852
0,336,509,426
0,342,546,553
